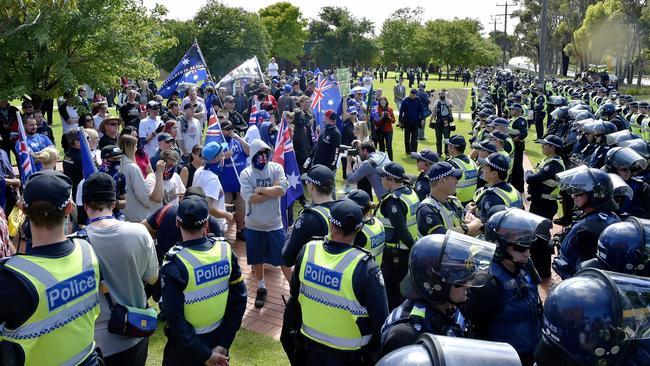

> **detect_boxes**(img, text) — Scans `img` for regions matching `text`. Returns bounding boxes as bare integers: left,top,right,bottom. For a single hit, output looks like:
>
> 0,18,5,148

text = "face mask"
205,161,223,175
253,151,269,170
163,164,176,180
100,160,120,173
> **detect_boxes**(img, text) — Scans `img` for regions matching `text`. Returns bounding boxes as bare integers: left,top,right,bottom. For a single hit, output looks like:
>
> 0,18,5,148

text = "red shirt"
375,105,395,132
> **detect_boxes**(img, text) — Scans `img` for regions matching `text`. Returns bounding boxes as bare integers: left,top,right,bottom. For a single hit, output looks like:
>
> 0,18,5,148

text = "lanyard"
87,215,114,225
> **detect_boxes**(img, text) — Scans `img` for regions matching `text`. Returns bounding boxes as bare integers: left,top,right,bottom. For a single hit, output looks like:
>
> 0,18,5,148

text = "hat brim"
535,139,562,148
477,157,489,166
450,168,463,179
409,152,422,160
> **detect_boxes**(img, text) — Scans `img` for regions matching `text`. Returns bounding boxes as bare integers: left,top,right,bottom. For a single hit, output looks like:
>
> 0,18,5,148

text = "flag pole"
194,38,215,83
253,56,267,87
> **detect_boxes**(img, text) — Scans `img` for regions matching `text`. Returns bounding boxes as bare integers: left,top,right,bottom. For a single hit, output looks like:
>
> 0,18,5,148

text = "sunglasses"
510,243,530,253
108,123,119,127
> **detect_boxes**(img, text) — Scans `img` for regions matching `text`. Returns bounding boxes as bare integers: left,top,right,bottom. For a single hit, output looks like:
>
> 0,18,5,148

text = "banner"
335,68,351,96
217,57,265,87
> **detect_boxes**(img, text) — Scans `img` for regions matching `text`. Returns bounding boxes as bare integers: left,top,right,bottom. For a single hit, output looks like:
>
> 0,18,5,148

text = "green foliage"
193,1,271,78
259,2,307,64
379,7,425,66
307,6,378,68
0,0,76,37
0,0,173,102
154,19,196,74
572,0,625,67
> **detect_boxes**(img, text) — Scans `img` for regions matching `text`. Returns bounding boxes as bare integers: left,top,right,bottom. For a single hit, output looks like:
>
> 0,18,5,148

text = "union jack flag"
273,114,303,228
311,75,342,132
248,95,259,126
16,112,33,185
205,96,225,144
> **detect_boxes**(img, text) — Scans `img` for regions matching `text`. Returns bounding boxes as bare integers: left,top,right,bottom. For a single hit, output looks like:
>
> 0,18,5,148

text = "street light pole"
496,2,515,68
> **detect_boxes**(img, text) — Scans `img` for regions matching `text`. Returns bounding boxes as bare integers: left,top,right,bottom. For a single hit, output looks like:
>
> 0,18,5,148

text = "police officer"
465,208,551,366
283,165,335,267
526,135,566,221
489,130,513,180
377,334,521,366
347,189,386,265
444,135,478,206
533,86,547,139
552,166,621,279
160,196,247,366
0,170,102,365
416,162,482,238
471,153,524,224
375,162,419,309
380,232,497,355
410,149,439,201
581,217,650,276
285,199,389,365
584,119,617,168
535,269,650,366
508,103,528,192
604,147,650,218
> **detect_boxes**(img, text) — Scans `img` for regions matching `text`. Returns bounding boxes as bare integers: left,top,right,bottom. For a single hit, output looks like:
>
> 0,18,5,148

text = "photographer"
341,106,358,193
431,91,454,157
345,140,391,199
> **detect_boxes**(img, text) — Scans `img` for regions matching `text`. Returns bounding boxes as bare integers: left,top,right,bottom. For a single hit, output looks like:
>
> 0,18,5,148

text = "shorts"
245,228,285,266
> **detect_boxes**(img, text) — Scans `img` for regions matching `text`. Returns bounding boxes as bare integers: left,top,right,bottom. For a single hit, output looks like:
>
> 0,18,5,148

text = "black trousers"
376,130,393,160
403,124,418,154
529,198,558,277
103,338,149,366
381,248,409,311
512,142,525,192
534,114,545,139
40,98,54,125
434,122,451,156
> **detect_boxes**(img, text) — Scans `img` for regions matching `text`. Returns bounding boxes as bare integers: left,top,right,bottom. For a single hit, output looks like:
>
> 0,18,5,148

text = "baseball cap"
301,164,335,186
83,172,117,203
146,100,160,110
283,84,292,94
426,162,462,182
346,189,372,210
23,170,72,209
347,106,358,114
157,132,174,142
100,145,122,160
536,134,563,149
324,109,338,121
224,95,235,103
329,199,363,232
202,141,229,161
376,162,408,181
478,153,510,172
271,79,279,84
490,130,509,142
410,149,439,165
472,140,498,154
177,195,210,227
444,135,467,149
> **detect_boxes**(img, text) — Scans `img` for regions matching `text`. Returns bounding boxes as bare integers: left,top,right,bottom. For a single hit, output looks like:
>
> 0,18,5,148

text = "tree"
259,2,307,67
154,19,197,74
0,0,76,37
307,6,378,68
0,0,173,105
379,7,425,67
194,1,271,79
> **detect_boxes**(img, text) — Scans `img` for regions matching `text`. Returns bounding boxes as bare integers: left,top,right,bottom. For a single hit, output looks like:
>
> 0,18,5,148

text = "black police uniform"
620,178,650,219
510,115,528,192
160,238,247,366
413,171,430,202
282,201,335,267
377,186,417,310
416,197,466,236
311,124,341,171
286,239,389,365
380,299,467,356
525,156,564,221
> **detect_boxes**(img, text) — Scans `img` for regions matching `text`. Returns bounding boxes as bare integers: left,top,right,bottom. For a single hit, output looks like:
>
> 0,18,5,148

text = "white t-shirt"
93,114,106,131
180,118,201,155
181,97,207,126
138,116,163,157
268,62,279,77
162,173,185,206
192,167,226,231
363,76,373,90
63,105,79,134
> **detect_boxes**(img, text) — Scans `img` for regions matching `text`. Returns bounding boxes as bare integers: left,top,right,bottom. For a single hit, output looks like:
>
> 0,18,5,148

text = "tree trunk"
561,45,569,76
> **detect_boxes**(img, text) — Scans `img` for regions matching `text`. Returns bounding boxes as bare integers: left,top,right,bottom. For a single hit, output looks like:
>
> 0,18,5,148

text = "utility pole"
496,2,515,68
489,15,502,35
538,0,549,89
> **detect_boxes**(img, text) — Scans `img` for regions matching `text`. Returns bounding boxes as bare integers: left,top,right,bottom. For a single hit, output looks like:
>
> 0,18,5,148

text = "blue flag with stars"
273,115,303,228
311,75,342,132
159,42,209,98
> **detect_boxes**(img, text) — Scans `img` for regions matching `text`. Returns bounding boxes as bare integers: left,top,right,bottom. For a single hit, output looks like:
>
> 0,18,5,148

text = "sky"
144,0,521,36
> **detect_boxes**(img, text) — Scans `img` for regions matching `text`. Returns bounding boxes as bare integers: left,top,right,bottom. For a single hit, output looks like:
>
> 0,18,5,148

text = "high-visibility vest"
475,183,523,218
450,156,478,203
534,155,565,200
175,240,232,334
358,218,385,265
417,196,464,238
298,241,371,350
642,117,650,142
376,187,419,250
1,239,100,366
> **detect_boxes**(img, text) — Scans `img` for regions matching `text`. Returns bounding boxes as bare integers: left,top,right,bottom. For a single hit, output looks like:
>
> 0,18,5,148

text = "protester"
179,144,203,188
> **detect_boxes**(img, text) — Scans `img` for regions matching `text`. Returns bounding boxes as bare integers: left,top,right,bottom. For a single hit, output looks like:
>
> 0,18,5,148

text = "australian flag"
78,127,98,179
311,75,342,133
159,42,209,98
15,112,33,185
273,114,303,228
205,96,225,144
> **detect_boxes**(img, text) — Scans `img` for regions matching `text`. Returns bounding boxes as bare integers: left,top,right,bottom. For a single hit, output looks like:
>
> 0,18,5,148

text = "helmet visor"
620,139,650,159
568,105,589,120
606,130,636,146
607,271,650,340
425,335,522,366
439,231,496,287
557,165,592,195
493,208,553,245
608,173,633,201
608,147,648,172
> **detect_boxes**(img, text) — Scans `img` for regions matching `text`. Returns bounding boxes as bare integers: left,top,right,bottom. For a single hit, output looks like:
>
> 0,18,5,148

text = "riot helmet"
557,165,614,209
537,269,650,366
400,231,496,305
376,334,522,366
595,217,650,276
574,110,594,122
608,173,633,207
605,130,639,146
604,147,647,175
620,138,650,160
485,208,552,259
550,106,570,120
582,120,617,137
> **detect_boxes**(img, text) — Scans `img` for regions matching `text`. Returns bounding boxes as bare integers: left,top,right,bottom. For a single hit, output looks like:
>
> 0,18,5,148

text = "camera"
340,144,359,157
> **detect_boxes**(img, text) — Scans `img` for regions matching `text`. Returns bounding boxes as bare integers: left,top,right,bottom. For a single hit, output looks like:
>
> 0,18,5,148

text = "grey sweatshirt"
345,151,391,197
239,139,289,231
